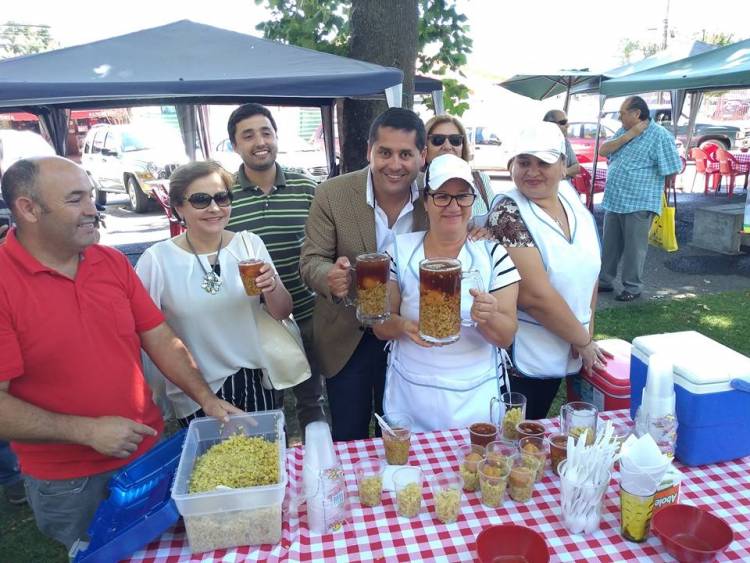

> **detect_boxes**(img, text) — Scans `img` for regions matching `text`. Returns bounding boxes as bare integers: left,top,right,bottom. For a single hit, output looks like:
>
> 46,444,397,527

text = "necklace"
185,232,223,294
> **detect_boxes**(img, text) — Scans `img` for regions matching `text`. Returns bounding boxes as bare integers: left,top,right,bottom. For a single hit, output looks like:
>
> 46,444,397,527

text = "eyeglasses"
427,192,476,208
428,134,464,147
185,191,233,209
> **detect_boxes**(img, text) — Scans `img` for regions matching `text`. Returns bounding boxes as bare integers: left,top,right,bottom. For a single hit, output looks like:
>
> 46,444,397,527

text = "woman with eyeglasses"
373,154,519,432
424,114,493,216
484,123,609,420
135,160,292,426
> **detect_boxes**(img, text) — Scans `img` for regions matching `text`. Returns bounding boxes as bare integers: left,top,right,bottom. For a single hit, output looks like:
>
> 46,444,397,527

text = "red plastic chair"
715,148,750,197
577,154,592,164
150,183,185,237
571,167,604,208
690,148,719,193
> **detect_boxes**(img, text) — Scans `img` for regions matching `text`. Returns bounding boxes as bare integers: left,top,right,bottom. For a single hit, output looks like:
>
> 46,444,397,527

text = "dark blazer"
300,167,428,377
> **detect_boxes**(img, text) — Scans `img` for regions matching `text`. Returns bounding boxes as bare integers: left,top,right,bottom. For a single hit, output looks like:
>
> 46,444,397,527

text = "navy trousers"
326,331,387,442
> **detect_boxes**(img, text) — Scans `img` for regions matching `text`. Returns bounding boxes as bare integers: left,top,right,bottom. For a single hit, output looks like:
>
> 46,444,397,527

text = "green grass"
2,289,748,563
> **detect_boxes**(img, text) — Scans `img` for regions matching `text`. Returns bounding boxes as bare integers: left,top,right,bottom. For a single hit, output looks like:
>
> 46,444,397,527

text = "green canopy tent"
498,71,600,112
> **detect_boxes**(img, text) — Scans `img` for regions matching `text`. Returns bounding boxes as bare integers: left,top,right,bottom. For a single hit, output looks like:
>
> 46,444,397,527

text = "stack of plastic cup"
641,353,676,420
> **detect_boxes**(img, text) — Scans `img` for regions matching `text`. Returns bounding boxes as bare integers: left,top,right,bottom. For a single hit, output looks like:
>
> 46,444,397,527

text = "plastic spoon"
374,413,397,437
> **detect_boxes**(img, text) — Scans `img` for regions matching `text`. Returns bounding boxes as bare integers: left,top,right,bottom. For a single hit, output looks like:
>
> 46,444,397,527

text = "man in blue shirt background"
598,96,682,302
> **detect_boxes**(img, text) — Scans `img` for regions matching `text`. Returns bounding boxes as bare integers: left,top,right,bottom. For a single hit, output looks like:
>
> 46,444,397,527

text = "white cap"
426,153,476,194
510,122,566,164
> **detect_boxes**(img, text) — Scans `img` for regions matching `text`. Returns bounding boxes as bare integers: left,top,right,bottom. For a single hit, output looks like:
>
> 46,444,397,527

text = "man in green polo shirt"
225,103,325,432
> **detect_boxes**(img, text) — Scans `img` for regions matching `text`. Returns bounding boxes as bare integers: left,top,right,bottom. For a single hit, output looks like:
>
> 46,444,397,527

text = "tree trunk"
341,0,418,173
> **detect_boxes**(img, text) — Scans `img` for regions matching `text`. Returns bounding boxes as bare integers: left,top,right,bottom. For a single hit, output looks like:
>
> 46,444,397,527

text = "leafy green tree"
255,0,473,170
257,0,471,113
699,31,736,47
619,38,660,65
0,21,55,58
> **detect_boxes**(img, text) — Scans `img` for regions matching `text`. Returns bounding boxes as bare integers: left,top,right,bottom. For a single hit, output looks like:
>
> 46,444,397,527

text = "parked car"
212,136,329,182
81,124,188,213
567,118,685,161
601,105,750,152
465,126,513,172
0,129,55,179
0,129,56,234
566,120,619,162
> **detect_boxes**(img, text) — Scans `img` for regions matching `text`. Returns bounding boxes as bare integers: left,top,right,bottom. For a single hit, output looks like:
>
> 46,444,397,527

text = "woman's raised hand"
255,263,279,294
469,288,497,325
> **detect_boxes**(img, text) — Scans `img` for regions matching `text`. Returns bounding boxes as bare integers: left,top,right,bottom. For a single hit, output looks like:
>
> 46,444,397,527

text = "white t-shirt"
136,231,273,418
385,232,520,376
366,169,420,251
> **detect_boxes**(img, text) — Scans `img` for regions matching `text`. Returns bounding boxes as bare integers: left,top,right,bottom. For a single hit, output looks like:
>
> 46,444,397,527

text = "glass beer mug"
418,257,483,344
347,252,392,325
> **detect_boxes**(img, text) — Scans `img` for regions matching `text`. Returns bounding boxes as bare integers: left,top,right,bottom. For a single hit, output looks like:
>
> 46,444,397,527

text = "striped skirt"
177,367,279,428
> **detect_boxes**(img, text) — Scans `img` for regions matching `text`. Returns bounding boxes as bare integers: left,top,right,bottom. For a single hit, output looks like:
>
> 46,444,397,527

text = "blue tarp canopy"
0,19,407,110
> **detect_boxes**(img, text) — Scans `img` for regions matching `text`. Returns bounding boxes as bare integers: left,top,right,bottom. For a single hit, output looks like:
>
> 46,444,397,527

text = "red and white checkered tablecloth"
126,410,750,562
581,162,607,189
729,150,750,169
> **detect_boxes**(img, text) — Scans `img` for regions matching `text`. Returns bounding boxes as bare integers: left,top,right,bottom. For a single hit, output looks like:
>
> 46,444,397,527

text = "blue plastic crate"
73,429,186,563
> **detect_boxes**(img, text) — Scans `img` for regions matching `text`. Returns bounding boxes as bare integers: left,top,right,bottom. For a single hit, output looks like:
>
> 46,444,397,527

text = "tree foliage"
619,38,660,65
0,21,55,59
255,0,472,115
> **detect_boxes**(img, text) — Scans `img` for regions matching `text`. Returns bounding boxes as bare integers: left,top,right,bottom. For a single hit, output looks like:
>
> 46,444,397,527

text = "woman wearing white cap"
485,122,610,419
373,153,519,433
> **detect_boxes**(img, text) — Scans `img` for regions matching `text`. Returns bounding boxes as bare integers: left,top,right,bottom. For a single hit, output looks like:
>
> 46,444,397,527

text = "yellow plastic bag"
649,193,678,252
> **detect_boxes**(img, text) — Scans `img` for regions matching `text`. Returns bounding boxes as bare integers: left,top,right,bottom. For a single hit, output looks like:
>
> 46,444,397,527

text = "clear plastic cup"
354,457,384,507
430,471,463,524
393,466,423,518
560,401,598,446
508,452,539,503
516,420,546,440
547,433,569,476
559,459,611,535
379,413,413,465
458,444,484,492
518,436,547,482
478,457,510,508
485,440,516,469
468,422,498,447
500,392,527,440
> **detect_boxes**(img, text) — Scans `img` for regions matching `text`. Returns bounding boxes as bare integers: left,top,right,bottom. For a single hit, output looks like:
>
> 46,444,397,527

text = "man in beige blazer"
300,108,429,441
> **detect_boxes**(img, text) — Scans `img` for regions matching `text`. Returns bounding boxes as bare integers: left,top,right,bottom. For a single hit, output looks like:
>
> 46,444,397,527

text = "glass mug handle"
343,263,357,307
461,269,485,327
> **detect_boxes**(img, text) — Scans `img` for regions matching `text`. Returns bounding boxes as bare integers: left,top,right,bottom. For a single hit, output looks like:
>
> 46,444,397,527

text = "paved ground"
99,165,750,312
489,166,750,310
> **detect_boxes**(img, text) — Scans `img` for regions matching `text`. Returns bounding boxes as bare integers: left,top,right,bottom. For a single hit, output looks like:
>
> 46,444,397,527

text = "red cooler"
567,338,631,412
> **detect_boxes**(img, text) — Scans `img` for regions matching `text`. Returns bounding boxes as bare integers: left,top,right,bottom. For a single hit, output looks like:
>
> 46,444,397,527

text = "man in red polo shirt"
0,156,242,552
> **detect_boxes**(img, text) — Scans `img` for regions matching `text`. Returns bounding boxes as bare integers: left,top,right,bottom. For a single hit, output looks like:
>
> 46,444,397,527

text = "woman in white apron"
485,122,610,419
373,154,520,433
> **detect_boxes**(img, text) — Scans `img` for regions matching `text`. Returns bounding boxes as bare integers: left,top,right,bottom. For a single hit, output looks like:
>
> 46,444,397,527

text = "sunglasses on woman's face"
186,191,233,209
428,134,464,147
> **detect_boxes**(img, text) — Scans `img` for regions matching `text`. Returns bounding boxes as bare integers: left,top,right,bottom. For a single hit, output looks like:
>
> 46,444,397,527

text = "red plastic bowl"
652,504,734,562
476,524,550,563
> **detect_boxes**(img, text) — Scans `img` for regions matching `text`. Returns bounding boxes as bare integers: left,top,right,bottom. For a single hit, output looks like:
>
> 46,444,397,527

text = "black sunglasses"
428,134,464,147
554,119,568,126
185,191,233,209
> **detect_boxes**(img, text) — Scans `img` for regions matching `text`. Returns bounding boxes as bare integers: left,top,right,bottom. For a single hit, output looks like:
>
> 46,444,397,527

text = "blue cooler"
630,331,750,466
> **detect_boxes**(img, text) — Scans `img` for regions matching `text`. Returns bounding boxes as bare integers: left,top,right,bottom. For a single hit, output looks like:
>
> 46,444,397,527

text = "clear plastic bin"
171,410,286,553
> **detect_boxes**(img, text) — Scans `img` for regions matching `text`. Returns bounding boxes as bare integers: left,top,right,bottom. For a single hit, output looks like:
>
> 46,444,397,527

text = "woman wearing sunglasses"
424,114,493,216
136,160,292,426
373,154,519,432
